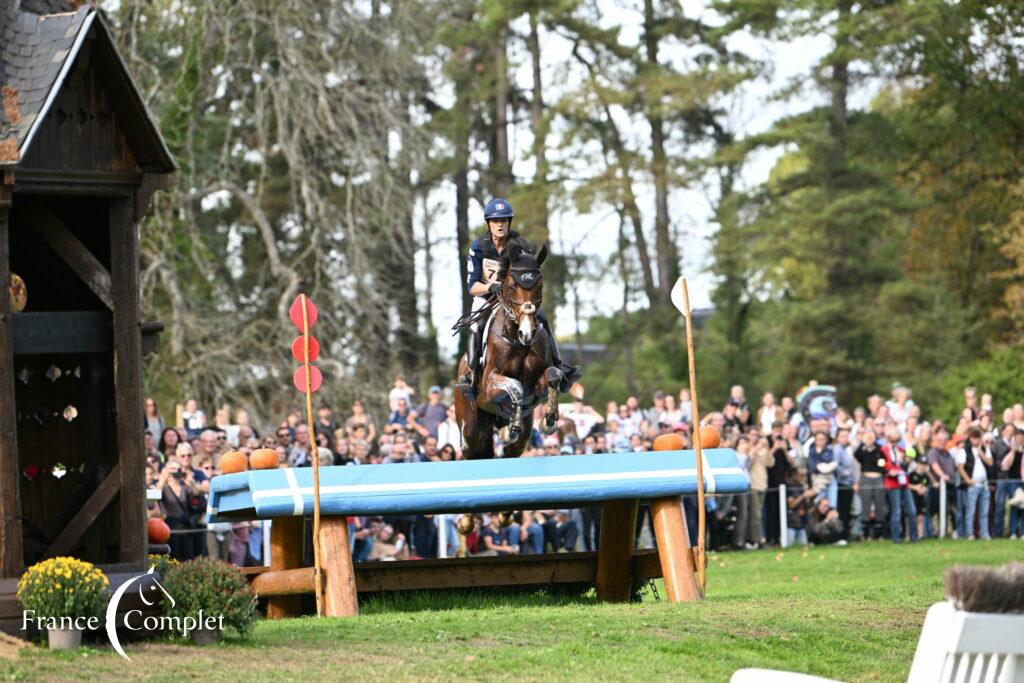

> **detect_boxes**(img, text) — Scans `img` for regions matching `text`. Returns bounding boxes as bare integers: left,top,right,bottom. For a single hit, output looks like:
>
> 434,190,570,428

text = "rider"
455,198,581,397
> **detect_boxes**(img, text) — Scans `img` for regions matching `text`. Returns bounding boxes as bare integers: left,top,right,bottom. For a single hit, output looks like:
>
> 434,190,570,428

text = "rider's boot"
538,310,582,393
455,328,481,397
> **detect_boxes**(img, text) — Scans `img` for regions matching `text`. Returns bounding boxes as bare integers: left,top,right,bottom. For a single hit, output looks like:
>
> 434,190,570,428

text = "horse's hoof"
541,414,559,435
456,514,476,536
498,511,514,528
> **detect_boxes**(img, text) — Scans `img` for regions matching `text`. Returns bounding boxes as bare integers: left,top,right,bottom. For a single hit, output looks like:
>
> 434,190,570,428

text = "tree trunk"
493,22,512,198
643,0,677,304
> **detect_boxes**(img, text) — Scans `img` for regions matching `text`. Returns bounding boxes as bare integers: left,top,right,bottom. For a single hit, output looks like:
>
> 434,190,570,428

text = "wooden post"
595,499,638,602
318,516,359,616
266,516,305,619
110,197,146,566
680,277,707,596
650,497,701,602
0,173,23,577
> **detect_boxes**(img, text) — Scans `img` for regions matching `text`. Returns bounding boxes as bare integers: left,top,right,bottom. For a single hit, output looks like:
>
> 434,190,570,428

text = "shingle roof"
0,1,92,163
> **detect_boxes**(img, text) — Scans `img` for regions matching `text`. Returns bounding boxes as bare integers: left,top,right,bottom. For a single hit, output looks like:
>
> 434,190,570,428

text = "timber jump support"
208,449,748,617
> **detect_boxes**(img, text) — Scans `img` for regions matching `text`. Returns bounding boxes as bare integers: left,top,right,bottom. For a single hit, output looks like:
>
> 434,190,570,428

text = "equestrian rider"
455,198,582,397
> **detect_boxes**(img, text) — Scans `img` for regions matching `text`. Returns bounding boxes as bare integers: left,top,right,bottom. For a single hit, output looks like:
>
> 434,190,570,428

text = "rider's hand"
487,283,501,297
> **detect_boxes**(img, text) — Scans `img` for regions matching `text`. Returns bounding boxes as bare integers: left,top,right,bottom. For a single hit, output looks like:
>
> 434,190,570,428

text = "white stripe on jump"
700,452,716,494
251,466,745,504
283,467,303,515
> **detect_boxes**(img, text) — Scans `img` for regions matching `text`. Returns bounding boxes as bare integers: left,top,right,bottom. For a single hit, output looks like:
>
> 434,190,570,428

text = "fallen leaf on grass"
792,576,800,582
465,655,476,663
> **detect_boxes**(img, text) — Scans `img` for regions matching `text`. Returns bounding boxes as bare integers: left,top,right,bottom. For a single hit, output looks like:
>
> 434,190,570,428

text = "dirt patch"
0,632,32,660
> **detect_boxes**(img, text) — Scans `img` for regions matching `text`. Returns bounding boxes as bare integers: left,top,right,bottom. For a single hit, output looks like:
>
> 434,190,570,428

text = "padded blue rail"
206,449,748,522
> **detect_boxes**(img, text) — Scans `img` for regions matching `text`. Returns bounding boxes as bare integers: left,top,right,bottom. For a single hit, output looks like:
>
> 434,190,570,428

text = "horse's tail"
452,299,497,335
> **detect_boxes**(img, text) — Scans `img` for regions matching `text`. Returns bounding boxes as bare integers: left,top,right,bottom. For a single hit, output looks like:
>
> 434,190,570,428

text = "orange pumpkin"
653,433,685,451
696,425,721,449
219,450,248,474
148,517,171,544
250,448,280,470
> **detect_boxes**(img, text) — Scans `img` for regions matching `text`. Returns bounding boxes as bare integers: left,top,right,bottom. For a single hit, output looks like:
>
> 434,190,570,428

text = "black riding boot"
455,328,481,397
537,310,582,393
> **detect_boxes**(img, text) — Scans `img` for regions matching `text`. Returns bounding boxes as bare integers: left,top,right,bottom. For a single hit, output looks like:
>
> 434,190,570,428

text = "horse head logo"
105,566,175,661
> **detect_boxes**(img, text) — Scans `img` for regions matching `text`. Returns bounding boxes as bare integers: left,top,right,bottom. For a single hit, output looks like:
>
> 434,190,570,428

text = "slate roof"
0,0,175,170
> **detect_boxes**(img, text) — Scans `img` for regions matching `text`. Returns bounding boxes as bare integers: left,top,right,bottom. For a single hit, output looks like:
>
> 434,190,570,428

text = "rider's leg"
456,298,486,394
536,309,582,392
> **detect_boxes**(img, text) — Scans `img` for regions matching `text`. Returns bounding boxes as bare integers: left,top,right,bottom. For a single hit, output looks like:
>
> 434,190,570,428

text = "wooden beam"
45,465,121,558
110,197,145,566
251,550,664,605
318,516,358,617
11,203,113,310
266,516,305,619
595,499,638,602
650,497,701,602
0,174,23,577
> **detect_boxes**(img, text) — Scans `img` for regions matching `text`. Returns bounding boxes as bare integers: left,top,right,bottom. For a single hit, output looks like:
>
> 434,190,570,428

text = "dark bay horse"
453,245,562,461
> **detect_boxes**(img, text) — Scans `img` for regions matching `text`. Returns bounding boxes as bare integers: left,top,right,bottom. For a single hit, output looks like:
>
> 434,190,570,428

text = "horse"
453,244,562,460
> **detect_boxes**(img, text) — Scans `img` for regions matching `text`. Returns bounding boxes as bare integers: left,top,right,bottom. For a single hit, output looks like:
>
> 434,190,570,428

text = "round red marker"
291,335,320,362
289,294,319,330
294,365,323,393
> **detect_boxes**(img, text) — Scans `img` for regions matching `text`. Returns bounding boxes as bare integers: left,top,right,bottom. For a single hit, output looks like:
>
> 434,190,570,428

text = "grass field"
5,539,1022,682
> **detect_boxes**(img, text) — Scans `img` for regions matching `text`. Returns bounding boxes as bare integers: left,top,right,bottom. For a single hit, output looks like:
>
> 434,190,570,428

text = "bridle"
495,283,540,346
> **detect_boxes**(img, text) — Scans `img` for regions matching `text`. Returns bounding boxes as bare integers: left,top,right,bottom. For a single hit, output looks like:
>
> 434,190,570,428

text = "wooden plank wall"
0,173,23,577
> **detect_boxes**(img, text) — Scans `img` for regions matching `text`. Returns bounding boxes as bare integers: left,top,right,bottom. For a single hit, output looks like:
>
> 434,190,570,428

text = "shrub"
17,557,110,621
161,557,257,636
146,554,180,578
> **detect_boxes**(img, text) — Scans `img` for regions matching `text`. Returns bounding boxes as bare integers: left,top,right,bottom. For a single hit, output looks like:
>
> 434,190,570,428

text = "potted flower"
146,553,179,579
161,557,256,645
17,557,110,650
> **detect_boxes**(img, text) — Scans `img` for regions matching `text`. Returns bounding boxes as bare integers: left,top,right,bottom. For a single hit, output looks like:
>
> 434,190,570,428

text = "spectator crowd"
144,375,1024,566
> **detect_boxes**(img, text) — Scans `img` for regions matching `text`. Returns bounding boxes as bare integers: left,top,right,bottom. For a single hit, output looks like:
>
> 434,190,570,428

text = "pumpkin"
219,450,248,474
652,433,685,451
696,425,722,449
250,448,280,470
148,517,171,545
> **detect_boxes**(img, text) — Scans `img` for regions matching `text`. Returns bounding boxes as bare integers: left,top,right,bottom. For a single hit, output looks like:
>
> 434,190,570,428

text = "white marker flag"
670,276,687,317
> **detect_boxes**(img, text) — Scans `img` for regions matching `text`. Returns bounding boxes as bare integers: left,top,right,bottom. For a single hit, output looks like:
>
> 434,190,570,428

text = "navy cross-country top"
465,230,534,294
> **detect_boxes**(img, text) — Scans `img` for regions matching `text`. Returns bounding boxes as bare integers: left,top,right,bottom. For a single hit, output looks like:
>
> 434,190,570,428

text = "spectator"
315,405,338,442
659,395,684,428
955,427,992,540
388,374,415,412
566,398,602,439
540,510,579,552
833,428,856,541
928,429,957,540
156,457,202,561
479,514,518,556
729,385,751,427
508,511,545,555
645,391,667,425
807,431,838,508
808,498,844,545
908,458,932,539
385,398,412,433
368,524,408,561
345,399,377,444
854,428,887,540
786,467,814,546
992,423,1017,537
746,435,774,548
145,398,165,446
437,404,461,453
288,424,312,467
882,426,918,543
758,392,781,433
438,443,457,462
886,384,915,425
181,398,206,439
1002,430,1024,538
678,388,693,425
198,429,224,468
414,386,448,437
158,427,181,463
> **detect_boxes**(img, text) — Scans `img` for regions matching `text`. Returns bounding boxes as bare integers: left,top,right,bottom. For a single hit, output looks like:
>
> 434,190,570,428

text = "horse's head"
498,244,548,346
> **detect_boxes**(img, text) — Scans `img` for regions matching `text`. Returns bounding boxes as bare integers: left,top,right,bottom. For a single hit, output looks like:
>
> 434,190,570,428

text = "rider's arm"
469,282,491,297
466,242,484,295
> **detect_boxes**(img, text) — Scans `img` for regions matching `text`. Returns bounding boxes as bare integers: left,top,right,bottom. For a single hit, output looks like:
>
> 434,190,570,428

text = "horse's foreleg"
540,366,561,435
481,372,525,444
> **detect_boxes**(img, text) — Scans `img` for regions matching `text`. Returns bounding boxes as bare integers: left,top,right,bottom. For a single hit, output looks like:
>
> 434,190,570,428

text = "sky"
417,4,840,358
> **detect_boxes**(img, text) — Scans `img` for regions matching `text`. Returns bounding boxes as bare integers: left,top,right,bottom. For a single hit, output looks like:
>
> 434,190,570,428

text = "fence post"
437,513,448,559
939,480,947,539
779,484,788,549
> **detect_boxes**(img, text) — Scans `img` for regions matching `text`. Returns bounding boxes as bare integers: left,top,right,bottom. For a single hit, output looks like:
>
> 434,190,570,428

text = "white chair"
908,601,1024,683
730,670,840,683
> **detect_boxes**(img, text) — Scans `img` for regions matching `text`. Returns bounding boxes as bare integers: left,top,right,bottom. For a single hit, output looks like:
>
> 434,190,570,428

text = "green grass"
5,540,1022,682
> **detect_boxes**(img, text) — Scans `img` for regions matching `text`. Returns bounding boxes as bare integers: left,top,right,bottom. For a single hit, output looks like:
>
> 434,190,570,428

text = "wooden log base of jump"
247,549,664,602
594,499,639,602
266,515,304,619
650,497,702,602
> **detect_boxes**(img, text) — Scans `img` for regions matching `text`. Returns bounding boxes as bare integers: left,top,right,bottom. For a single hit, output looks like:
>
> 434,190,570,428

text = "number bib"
482,258,502,285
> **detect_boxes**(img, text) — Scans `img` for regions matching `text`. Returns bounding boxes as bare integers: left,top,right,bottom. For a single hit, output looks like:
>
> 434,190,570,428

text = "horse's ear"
508,245,524,263
536,244,548,266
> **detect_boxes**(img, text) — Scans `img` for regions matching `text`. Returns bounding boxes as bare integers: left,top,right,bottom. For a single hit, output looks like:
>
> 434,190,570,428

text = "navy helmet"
483,198,514,221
